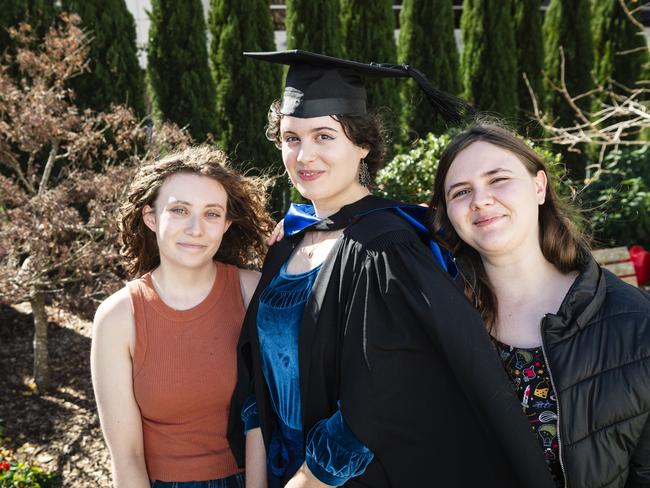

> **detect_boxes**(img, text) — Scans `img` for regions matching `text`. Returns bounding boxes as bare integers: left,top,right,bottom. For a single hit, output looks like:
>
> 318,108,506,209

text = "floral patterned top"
493,339,565,487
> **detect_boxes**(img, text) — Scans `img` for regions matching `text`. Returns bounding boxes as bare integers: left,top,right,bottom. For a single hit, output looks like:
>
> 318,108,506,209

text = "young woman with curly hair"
91,145,275,488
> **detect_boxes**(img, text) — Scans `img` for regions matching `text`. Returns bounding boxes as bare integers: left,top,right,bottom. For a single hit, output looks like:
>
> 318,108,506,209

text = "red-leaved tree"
0,14,192,392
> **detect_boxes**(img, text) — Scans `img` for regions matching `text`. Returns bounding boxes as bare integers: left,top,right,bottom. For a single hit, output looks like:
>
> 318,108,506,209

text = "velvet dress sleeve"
334,227,556,488
305,404,374,486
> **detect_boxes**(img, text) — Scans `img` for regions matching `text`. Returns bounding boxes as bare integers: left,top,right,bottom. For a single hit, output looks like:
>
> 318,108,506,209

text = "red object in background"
629,246,650,286
0,460,10,471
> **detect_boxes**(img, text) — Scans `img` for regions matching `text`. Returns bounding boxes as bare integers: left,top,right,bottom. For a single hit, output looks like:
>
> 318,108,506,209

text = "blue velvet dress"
242,260,374,487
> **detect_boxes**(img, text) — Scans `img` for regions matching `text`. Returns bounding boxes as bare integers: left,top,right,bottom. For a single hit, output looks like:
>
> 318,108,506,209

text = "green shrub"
376,132,451,203
376,132,567,203
0,454,60,487
584,146,650,248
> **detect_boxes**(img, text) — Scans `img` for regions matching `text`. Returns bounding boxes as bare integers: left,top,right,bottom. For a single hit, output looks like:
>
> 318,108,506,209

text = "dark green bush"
584,146,650,248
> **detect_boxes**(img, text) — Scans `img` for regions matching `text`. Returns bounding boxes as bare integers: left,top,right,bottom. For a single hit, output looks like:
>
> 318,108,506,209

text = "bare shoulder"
93,286,135,344
238,268,261,309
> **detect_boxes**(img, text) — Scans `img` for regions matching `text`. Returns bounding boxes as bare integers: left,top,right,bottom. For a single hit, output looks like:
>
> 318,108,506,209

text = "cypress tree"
592,0,648,92
513,0,544,128
543,0,593,127
398,0,460,137
460,0,518,120
285,0,341,56
147,0,216,140
340,0,398,116
0,0,56,53
208,0,281,170
61,0,146,117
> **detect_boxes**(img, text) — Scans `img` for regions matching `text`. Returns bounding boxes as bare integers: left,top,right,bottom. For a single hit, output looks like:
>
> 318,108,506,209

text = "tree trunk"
31,290,50,392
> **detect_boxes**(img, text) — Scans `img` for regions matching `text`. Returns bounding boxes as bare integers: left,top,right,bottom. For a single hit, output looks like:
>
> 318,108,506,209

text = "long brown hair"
119,145,275,277
428,123,590,330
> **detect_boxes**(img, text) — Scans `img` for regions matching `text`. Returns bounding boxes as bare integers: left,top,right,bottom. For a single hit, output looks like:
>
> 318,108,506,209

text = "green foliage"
398,0,460,137
147,0,217,140
376,132,452,203
460,0,518,120
591,0,648,108
61,0,146,117
0,454,61,487
513,0,544,129
208,0,281,167
584,146,650,248
376,131,568,204
543,0,593,125
0,0,56,53
285,0,341,56
341,0,398,116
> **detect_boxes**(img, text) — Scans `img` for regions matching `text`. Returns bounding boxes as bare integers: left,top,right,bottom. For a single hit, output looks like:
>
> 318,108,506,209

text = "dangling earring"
358,158,371,187
287,173,293,187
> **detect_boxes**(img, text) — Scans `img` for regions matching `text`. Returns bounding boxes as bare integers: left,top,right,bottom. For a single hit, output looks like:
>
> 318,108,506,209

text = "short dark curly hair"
265,100,389,178
119,145,275,277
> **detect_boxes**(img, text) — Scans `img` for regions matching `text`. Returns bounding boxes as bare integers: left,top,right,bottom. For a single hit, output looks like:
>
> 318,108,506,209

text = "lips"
297,169,325,181
177,242,208,250
473,214,505,227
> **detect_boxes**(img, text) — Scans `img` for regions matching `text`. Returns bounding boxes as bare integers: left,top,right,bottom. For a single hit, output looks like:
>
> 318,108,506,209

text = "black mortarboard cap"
244,50,473,124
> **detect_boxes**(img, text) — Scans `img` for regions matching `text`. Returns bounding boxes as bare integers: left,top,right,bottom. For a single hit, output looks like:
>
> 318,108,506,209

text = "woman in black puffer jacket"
430,122,650,488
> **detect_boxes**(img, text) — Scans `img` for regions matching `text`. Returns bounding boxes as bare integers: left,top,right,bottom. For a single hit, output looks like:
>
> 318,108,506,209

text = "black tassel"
374,63,475,126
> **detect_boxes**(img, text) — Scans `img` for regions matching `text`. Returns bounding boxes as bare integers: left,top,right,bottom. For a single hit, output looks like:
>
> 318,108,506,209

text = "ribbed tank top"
127,262,244,482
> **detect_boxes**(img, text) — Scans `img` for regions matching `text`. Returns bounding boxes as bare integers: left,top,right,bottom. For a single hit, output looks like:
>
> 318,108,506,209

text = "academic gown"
227,195,555,488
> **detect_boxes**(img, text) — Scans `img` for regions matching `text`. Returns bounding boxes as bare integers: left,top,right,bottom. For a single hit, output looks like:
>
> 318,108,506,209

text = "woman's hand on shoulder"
267,220,285,246
239,268,261,309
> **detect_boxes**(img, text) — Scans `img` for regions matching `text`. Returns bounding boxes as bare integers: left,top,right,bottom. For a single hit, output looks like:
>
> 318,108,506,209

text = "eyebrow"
446,168,513,197
282,126,339,135
167,200,225,210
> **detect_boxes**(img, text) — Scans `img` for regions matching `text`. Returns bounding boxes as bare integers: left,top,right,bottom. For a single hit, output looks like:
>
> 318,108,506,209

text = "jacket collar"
547,257,606,333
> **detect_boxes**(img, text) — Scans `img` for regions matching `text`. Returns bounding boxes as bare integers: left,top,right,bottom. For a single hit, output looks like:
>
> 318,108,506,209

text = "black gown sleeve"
337,229,556,488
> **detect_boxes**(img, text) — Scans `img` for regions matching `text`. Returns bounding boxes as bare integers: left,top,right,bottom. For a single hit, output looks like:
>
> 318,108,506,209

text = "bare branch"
37,139,60,194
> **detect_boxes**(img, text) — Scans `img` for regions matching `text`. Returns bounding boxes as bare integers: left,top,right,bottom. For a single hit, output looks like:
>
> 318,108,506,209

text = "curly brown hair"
119,145,275,277
264,100,389,178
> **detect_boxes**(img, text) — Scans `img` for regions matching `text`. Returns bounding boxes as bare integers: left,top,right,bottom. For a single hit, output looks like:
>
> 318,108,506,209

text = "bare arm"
285,463,333,488
91,288,150,488
245,427,268,488
239,268,261,309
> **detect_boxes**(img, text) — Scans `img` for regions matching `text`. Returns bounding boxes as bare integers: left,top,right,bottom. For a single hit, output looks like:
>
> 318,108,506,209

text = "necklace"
304,230,337,259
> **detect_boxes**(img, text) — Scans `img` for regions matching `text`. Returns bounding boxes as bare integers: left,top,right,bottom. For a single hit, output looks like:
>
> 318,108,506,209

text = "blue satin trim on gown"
283,202,458,279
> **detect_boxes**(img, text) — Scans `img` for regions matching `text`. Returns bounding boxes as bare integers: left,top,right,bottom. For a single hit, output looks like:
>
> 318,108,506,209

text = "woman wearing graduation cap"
227,51,556,488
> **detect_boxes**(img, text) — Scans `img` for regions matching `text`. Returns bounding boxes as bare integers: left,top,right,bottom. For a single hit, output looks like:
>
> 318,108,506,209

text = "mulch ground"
0,302,111,487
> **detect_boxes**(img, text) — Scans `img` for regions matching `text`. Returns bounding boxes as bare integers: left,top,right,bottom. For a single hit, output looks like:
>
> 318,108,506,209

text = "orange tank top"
127,262,244,482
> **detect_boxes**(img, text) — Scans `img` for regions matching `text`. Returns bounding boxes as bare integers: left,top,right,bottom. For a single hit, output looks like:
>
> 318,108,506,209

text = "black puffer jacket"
542,257,650,488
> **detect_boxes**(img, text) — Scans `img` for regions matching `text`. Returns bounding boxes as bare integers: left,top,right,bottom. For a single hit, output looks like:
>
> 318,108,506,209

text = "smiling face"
280,115,370,214
443,141,547,260
143,172,232,272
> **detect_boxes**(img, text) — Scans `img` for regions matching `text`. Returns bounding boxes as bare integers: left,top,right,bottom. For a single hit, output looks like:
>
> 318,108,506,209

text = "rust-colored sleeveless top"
127,262,244,482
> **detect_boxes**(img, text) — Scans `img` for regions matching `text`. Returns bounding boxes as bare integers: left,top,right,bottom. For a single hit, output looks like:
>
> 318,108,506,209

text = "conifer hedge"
460,0,518,120
340,0,399,116
208,0,282,171
513,0,544,128
147,0,217,140
62,0,146,117
285,0,341,56
543,0,593,127
398,0,460,137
